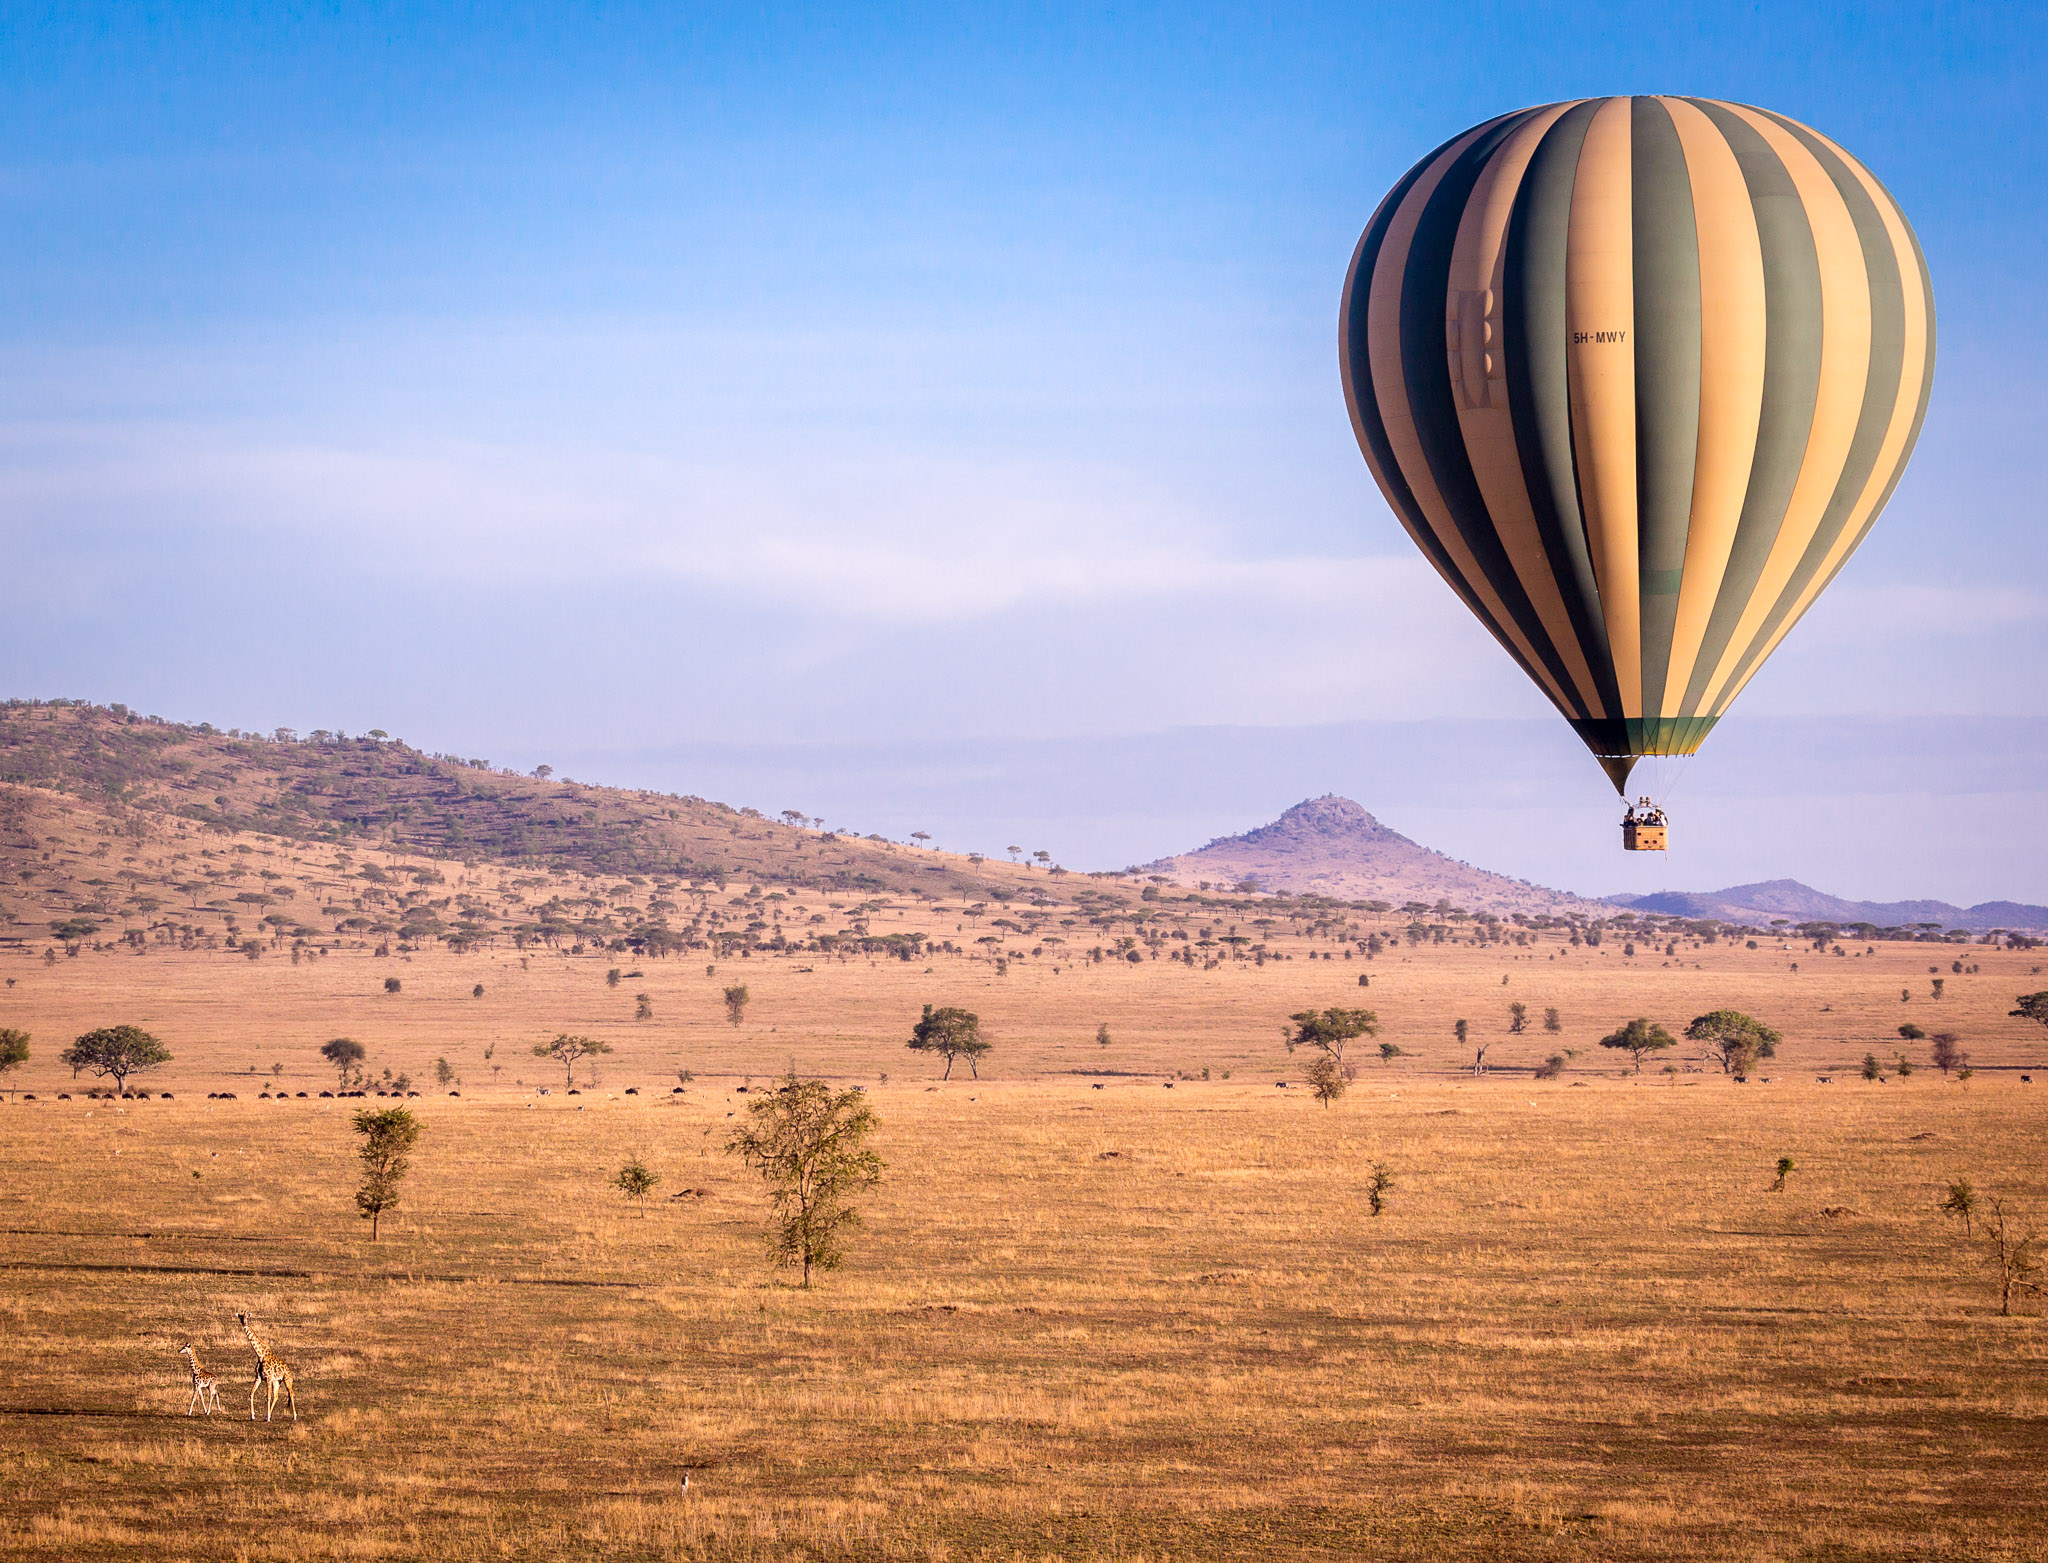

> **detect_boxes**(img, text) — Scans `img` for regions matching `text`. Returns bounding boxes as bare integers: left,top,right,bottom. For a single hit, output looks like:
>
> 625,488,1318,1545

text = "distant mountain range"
1607,879,2048,932
1138,795,1604,916
1139,794,2047,931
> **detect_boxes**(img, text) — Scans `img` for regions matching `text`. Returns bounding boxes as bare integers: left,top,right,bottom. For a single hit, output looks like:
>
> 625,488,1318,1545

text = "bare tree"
1930,1033,1966,1076
1981,1198,2043,1316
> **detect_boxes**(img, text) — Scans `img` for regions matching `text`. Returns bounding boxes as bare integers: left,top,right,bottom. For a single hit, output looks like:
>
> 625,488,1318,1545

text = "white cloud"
1796,580,2045,642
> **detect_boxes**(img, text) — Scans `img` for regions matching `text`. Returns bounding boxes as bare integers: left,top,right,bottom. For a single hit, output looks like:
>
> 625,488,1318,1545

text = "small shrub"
1366,1162,1394,1217
1940,1178,1977,1237
614,1156,659,1215
1305,1053,1346,1106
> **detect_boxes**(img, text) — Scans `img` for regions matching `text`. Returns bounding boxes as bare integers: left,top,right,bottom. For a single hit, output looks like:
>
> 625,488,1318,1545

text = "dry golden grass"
2,900,2044,1087
2,933,2046,1560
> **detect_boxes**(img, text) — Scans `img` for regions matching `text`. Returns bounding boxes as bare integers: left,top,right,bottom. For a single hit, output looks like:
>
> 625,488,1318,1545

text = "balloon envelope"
1340,97,1935,792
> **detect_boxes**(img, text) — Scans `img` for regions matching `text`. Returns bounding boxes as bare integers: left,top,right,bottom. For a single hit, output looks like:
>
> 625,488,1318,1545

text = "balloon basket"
1622,821,1668,852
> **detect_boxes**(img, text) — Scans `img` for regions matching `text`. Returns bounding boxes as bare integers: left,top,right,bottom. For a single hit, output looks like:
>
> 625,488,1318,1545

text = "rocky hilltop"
1138,795,1601,915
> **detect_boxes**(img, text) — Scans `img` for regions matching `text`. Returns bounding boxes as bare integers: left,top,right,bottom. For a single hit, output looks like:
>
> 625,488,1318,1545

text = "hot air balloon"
1339,97,1934,849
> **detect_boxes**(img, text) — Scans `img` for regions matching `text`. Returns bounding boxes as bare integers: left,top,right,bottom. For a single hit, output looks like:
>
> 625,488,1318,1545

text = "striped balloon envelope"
1340,97,1935,796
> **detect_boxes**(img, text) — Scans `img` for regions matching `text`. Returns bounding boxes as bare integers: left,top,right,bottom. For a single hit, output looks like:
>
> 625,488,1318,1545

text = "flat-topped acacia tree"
1599,1018,1677,1074
1686,1011,1781,1077
60,1025,170,1094
321,1037,366,1087
533,1033,612,1089
906,1005,989,1080
1285,1007,1379,1070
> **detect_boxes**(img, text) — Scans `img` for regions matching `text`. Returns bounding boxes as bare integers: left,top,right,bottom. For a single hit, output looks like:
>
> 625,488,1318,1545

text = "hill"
0,698,1118,959
1137,795,1603,916
0,697,1038,895
1610,879,2048,933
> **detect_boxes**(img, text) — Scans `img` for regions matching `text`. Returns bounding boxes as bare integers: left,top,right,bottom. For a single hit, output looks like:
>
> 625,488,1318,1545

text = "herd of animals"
177,1312,295,1422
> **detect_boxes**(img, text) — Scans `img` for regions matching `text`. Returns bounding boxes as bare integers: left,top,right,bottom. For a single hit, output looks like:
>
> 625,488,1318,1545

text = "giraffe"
236,1312,297,1422
178,1344,224,1416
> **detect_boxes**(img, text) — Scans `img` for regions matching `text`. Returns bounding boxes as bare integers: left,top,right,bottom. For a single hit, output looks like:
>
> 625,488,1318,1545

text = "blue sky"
4,3,2044,903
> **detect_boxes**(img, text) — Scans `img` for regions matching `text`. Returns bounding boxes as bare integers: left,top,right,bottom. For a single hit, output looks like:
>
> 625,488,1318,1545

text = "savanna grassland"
3,700,2047,1560
4,937,2046,1562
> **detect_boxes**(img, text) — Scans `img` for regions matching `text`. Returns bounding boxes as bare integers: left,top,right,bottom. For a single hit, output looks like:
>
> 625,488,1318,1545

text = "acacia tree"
1930,1033,1966,1076
613,1156,659,1216
2011,992,2048,1033
1686,1010,1782,1076
0,1029,27,1099
320,1037,366,1087
726,1074,883,1286
1599,1017,1677,1073
61,1025,170,1094
352,1107,422,1240
723,984,749,1027
1286,1007,1379,1070
906,1004,990,1079
1304,1053,1346,1106
532,1033,612,1088
50,918,99,956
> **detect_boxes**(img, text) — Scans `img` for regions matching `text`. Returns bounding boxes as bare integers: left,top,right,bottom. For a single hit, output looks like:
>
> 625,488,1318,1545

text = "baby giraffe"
236,1311,297,1422
178,1344,224,1416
